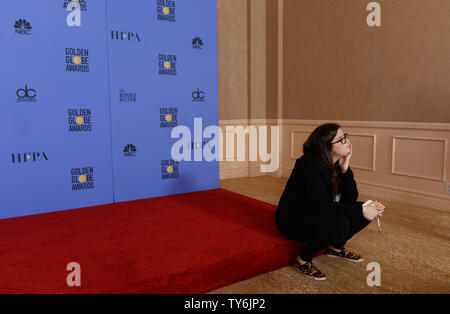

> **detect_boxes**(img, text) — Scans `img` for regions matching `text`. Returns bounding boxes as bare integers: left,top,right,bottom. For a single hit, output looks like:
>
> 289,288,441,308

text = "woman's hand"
339,142,352,173
362,203,382,221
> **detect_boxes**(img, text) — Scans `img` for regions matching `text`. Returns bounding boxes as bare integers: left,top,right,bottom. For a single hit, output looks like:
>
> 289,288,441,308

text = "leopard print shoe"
326,247,364,262
293,257,327,281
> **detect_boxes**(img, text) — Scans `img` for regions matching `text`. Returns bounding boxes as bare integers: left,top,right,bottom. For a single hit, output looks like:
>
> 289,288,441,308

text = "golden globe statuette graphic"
78,175,87,183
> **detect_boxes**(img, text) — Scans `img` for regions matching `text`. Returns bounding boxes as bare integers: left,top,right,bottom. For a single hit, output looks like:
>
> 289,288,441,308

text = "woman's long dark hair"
302,123,341,198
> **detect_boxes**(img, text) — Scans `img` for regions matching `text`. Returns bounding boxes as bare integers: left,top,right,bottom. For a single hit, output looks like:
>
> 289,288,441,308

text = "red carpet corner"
0,188,306,293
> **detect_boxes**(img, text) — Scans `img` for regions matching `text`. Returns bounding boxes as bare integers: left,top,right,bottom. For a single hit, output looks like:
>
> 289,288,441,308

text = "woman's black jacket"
275,152,365,235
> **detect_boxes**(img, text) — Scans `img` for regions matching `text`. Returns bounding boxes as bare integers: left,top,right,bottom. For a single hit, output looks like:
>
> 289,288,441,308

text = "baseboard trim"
220,163,249,180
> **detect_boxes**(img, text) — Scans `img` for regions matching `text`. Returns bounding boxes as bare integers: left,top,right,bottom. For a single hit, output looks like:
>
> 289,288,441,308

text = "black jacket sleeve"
338,166,359,204
303,167,362,218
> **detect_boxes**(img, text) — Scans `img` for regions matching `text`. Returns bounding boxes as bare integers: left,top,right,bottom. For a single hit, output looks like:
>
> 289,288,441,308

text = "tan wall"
266,0,279,119
218,0,279,120
218,0,249,120
283,0,450,123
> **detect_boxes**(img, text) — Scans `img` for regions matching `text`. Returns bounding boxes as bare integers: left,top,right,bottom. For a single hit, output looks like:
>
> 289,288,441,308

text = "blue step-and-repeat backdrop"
0,0,219,219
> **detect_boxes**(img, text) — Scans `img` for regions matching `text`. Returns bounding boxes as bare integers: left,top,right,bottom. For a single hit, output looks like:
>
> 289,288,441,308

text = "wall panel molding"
348,133,377,172
391,136,448,182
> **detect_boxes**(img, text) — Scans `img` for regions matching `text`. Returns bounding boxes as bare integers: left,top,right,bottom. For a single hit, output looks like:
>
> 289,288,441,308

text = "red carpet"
0,188,305,293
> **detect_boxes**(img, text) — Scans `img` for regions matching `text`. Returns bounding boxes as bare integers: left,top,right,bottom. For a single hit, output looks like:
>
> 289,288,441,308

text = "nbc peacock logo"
157,0,176,22
123,144,137,157
14,19,32,35
192,37,203,49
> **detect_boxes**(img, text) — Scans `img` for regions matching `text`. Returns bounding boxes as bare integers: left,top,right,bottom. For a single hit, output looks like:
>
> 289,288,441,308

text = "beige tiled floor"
208,176,450,294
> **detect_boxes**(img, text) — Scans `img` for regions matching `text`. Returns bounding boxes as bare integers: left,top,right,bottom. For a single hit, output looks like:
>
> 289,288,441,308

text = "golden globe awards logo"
71,167,94,190
157,0,176,22
65,48,89,72
158,54,176,75
160,108,178,128
68,109,92,132
161,159,179,179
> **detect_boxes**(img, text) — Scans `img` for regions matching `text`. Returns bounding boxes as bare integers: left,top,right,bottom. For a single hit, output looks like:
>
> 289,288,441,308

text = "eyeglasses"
331,133,349,145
